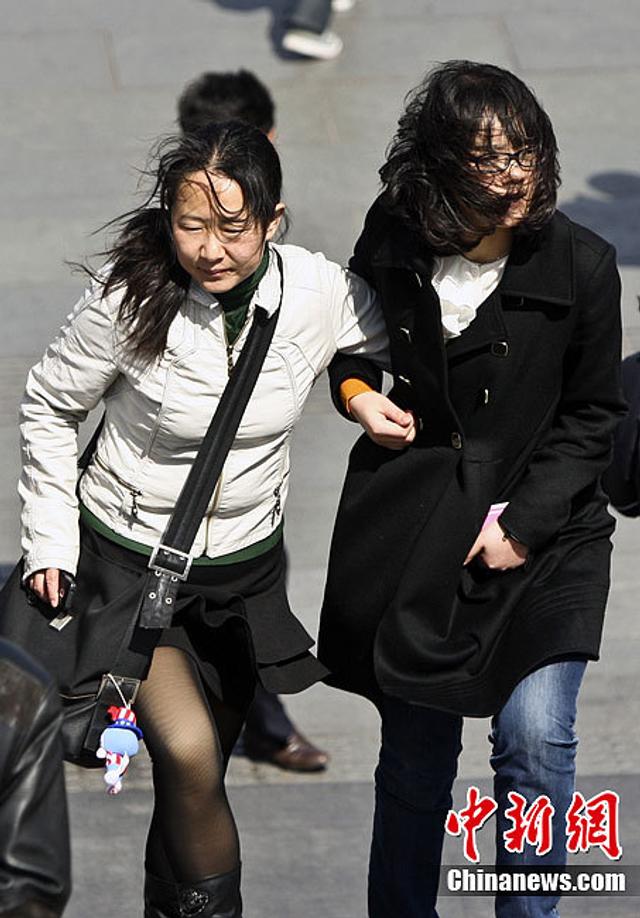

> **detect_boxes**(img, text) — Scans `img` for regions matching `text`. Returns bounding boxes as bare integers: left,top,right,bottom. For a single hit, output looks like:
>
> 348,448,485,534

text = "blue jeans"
368,660,587,918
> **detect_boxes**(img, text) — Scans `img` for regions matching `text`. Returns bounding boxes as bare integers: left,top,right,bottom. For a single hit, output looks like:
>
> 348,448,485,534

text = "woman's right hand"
348,391,417,450
28,568,64,608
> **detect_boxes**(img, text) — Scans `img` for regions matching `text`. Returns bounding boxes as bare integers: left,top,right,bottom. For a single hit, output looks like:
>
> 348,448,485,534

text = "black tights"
136,646,249,883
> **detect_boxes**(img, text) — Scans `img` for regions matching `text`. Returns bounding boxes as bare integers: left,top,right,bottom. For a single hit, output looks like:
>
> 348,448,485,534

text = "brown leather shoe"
245,731,329,772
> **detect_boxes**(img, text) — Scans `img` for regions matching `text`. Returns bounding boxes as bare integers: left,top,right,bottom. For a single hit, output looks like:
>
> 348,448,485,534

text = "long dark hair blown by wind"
81,121,283,361
379,60,561,253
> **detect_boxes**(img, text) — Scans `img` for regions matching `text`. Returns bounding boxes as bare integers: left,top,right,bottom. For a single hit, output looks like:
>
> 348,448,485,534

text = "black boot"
144,872,180,918
177,865,242,918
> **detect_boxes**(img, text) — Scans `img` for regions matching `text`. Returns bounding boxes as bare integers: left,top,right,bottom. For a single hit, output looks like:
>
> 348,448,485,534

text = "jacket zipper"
204,307,262,549
139,356,178,464
203,473,225,553
210,473,224,515
222,309,253,377
271,484,282,526
271,447,288,526
206,309,250,549
93,453,142,522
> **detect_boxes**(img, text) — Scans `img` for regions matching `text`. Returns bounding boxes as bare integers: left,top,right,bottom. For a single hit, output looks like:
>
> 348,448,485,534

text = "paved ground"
1,1,639,915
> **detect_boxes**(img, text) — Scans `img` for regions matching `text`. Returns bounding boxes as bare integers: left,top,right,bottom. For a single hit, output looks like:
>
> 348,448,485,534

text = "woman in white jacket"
19,121,389,918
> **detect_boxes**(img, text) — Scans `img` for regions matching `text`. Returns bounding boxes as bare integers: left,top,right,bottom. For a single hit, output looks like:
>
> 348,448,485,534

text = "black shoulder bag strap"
138,248,283,629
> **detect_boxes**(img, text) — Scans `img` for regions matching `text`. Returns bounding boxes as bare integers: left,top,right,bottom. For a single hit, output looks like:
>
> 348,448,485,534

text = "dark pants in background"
244,684,293,746
285,0,332,34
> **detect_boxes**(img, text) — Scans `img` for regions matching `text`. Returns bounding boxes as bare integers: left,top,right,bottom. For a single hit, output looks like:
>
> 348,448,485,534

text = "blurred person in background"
177,69,330,773
0,639,70,918
282,0,356,61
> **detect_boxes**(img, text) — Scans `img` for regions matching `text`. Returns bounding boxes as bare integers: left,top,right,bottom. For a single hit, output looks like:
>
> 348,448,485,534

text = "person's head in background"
177,69,276,141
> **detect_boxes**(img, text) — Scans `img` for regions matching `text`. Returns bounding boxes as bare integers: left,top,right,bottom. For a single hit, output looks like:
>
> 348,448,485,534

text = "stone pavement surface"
1,1,639,915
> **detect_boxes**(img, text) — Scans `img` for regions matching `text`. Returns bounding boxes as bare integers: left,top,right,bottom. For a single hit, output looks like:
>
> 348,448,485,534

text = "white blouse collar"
432,253,509,340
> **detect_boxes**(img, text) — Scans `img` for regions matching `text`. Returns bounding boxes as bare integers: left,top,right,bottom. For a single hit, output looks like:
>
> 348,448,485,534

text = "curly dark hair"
79,121,283,361
379,60,561,253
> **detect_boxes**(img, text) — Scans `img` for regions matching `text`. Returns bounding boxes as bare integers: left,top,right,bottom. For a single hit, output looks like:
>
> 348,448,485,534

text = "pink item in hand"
482,502,509,531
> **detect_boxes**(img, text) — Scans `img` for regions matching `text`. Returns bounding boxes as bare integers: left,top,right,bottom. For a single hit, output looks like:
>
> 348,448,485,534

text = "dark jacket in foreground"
0,639,70,917
318,203,625,716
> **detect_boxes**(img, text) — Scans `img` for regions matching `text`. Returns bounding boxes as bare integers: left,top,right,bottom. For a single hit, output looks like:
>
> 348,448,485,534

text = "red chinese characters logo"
503,792,555,856
446,788,623,863
566,790,623,860
445,786,498,863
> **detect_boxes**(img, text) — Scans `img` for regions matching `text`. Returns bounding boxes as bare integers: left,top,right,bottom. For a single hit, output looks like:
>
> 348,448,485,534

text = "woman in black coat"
319,61,624,918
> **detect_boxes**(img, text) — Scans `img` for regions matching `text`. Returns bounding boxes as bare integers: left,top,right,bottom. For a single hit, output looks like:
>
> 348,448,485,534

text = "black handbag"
0,255,282,766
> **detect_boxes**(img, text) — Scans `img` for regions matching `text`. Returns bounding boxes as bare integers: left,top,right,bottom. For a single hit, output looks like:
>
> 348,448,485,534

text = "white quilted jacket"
19,243,388,579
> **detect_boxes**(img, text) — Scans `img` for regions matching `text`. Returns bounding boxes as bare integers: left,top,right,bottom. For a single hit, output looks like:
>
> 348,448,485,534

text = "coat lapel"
499,211,576,306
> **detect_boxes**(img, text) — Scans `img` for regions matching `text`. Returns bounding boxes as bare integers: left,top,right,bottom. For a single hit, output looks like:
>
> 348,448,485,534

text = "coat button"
491,340,509,357
451,431,462,449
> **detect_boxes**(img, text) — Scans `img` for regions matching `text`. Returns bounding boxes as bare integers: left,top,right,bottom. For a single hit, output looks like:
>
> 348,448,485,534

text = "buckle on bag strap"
149,544,192,581
140,545,191,630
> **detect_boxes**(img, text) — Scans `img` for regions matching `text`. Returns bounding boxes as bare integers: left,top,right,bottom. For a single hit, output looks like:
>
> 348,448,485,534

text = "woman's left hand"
464,521,529,570
348,391,417,450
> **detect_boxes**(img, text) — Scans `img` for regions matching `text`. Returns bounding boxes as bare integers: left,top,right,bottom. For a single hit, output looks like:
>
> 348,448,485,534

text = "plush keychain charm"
96,705,143,795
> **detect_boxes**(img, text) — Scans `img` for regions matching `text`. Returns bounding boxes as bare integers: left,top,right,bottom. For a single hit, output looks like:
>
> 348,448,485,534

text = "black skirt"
79,522,327,710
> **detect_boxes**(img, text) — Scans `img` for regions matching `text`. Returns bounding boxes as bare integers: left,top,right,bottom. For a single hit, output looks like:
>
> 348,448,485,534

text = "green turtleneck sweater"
216,248,270,344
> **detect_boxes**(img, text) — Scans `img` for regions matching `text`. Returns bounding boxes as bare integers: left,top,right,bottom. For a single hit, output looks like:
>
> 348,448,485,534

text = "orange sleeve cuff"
340,378,375,414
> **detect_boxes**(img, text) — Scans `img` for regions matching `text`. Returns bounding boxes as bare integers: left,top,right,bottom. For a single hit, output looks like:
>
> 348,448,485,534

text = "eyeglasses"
470,148,537,175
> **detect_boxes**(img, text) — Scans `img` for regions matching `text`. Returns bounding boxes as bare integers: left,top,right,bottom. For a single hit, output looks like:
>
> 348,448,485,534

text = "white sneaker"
282,28,343,60
332,0,356,11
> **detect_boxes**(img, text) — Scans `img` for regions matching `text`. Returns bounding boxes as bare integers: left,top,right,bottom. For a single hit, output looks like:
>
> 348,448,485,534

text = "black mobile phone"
48,571,77,631
57,570,76,612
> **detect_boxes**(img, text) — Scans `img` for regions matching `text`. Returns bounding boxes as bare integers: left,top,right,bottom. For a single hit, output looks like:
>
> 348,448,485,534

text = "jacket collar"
370,209,576,307
252,245,283,317
499,212,575,305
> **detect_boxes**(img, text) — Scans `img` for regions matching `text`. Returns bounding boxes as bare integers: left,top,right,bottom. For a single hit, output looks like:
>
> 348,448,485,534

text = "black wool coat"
317,201,625,716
